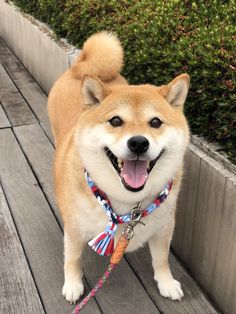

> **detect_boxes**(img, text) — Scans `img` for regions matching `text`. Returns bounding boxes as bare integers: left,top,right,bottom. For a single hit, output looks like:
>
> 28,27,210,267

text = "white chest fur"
73,189,177,252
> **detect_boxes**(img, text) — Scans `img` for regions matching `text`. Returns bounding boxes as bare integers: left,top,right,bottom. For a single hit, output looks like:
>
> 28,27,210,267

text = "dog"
48,31,190,304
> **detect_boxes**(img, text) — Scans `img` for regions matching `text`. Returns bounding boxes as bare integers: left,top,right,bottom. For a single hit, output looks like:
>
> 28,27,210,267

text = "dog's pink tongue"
122,160,148,188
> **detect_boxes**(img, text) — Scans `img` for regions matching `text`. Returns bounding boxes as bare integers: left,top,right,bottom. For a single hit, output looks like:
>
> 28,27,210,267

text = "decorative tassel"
88,222,117,256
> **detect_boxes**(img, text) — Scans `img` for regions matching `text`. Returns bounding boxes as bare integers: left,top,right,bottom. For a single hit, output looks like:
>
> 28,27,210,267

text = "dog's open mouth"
104,147,164,192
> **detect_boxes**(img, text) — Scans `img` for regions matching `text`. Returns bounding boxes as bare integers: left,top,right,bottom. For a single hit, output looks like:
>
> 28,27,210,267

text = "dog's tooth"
118,158,124,170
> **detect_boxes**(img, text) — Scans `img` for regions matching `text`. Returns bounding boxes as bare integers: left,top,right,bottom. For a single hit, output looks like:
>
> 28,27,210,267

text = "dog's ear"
159,74,190,109
81,76,108,106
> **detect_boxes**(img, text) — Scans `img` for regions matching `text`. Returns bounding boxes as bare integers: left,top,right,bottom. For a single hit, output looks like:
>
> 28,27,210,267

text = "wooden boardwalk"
0,38,219,314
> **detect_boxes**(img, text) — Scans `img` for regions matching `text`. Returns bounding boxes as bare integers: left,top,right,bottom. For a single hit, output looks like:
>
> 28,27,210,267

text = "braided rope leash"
71,263,116,314
71,204,143,314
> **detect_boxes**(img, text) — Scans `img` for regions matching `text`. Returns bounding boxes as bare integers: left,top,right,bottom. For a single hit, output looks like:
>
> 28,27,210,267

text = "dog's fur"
48,31,190,303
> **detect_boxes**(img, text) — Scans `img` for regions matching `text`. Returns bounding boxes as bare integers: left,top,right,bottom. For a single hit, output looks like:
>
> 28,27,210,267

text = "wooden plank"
0,184,45,314
14,123,160,313
0,103,11,128
210,175,236,314
0,64,37,126
14,124,60,223
0,128,101,314
0,39,49,123
126,246,218,314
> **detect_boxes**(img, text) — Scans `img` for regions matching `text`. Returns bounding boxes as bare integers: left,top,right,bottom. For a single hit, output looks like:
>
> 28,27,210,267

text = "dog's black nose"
127,136,149,154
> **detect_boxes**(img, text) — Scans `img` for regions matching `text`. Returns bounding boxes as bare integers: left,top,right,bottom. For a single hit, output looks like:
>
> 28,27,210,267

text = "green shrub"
13,0,236,163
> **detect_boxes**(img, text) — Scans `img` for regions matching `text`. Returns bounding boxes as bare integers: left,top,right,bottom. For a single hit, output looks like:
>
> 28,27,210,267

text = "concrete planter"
0,1,79,94
173,142,236,314
1,1,235,313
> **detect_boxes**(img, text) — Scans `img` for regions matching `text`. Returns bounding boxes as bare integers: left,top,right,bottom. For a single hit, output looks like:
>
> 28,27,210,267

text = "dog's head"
76,74,190,202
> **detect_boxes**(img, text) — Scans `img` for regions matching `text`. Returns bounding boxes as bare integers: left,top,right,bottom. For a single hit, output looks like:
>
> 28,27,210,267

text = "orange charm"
110,235,129,264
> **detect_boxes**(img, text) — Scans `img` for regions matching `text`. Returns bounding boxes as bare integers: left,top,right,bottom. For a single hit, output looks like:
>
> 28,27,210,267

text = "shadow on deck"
0,38,218,314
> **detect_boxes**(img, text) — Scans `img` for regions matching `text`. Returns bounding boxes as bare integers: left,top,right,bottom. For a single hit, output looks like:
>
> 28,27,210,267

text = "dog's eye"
109,116,123,127
149,117,163,128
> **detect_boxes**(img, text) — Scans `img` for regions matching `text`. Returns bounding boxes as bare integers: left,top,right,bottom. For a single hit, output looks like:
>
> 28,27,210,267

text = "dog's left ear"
81,76,109,106
160,74,190,109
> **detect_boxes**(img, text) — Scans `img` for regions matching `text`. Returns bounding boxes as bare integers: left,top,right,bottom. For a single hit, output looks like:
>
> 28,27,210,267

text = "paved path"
0,38,218,314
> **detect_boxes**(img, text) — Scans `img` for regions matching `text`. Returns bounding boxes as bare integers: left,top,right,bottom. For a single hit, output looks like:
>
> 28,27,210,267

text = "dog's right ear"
81,76,108,106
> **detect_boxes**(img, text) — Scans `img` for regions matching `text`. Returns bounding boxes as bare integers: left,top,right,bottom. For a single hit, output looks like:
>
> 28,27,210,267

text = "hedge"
13,0,236,163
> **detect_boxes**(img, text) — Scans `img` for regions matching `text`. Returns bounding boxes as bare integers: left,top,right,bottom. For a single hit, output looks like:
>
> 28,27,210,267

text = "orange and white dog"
48,32,190,303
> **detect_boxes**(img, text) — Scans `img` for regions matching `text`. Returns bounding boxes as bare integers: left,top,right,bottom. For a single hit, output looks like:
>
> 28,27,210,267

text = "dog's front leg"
148,221,184,301
62,228,85,304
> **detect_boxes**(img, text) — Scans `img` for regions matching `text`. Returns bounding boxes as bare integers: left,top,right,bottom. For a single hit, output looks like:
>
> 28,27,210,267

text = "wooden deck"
0,38,219,314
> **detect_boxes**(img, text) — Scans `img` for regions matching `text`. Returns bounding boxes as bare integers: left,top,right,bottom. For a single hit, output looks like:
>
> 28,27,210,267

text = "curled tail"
72,31,124,82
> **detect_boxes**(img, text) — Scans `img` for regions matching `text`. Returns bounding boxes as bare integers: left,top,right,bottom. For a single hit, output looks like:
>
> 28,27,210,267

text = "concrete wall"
173,143,236,314
1,1,236,313
0,1,79,94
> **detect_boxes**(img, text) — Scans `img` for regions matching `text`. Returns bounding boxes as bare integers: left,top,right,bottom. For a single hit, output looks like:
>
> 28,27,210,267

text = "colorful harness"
85,171,173,256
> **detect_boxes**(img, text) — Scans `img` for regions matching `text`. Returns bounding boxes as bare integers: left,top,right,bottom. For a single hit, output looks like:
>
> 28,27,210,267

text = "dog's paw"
158,278,184,301
62,279,84,304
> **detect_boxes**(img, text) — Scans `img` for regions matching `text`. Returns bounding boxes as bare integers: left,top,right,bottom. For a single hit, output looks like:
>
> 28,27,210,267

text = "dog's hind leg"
148,220,184,301
62,228,85,304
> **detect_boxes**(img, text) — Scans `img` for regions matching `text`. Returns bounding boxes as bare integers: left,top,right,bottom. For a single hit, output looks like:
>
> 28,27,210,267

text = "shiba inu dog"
48,31,190,304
